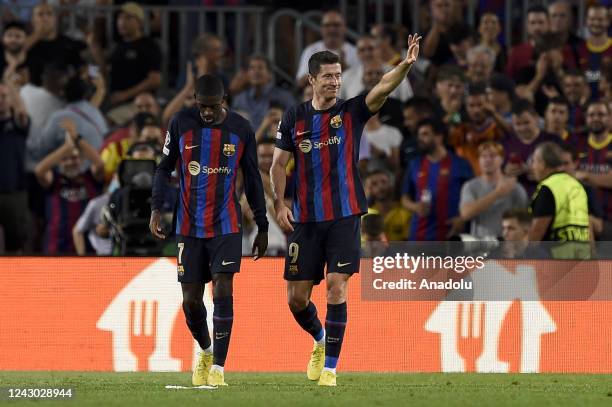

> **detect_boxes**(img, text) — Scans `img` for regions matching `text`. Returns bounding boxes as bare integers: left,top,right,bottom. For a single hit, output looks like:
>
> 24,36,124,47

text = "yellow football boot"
192,351,213,386
317,370,337,387
307,343,325,380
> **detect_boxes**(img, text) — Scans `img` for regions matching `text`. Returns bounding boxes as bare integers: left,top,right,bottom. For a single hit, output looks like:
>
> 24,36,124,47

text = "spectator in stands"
191,33,228,90
578,4,612,99
72,190,111,255
100,112,158,182
432,64,466,127
34,118,103,254
459,142,528,239
506,5,549,82
477,11,506,72
295,10,358,89
364,169,410,241
341,36,413,103
25,4,86,87
162,61,197,126
137,120,164,151
38,73,108,159
401,118,473,240
600,63,612,103
232,54,295,130
241,139,286,256
401,96,435,168
361,213,388,257
503,99,559,195
447,23,475,69
574,101,612,239
363,112,402,172
0,21,27,82
371,24,402,66
544,96,571,143
107,2,161,125
254,101,283,142
0,81,29,253
22,61,68,170
449,83,506,174
548,1,581,68
500,209,532,259
466,45,495,85
486,73,515,127
360,60,404,129
561,69,589,133
423,0,458,65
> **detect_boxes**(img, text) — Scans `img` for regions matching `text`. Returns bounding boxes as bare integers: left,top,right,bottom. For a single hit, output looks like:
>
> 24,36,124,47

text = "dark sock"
182,301,211,350
213,296,233,367
324,302,347,369
291,301,324,341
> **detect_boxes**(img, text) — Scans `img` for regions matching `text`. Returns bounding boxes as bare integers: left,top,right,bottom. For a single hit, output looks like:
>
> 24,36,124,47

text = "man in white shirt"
295,10,358,89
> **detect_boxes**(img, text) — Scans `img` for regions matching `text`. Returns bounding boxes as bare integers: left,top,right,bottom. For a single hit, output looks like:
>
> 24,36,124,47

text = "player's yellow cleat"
207,366,228,387
192,351,213,386
317,370,337,386
307,343,325,381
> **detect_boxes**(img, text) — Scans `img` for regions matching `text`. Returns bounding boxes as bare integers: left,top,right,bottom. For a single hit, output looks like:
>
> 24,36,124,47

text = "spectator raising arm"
162,62,195,126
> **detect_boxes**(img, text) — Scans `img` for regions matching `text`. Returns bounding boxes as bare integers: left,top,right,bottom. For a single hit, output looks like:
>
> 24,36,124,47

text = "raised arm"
365,34,421,113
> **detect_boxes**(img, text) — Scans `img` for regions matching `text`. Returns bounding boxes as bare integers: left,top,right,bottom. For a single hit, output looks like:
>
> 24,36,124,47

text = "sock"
203,344,212,354
212,296,233,367
324,302,347,370
182,300,211,351
211,364,224,373
291,301,324,343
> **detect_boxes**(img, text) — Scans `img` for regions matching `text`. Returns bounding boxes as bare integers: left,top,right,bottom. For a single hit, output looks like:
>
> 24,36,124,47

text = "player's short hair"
512,98,537,116
416,118,447,137
527,4,549,17
308,51,341,77
535,141,564,169
195,74,225,99
478,141,504,157
3,20,27,34
502,208,532,226
467,82,487,97
546,96,570,110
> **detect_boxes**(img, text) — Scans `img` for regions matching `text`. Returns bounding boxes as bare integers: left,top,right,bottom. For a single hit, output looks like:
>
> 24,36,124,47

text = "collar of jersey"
586,37,612,53
587,132,612,150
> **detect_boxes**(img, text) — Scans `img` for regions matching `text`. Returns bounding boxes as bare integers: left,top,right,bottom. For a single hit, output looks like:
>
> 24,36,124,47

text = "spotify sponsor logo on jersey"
298,135,341,153
188,161,232,176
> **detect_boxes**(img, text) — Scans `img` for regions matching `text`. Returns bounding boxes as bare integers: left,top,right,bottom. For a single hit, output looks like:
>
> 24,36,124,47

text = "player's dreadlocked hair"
195,74,225,98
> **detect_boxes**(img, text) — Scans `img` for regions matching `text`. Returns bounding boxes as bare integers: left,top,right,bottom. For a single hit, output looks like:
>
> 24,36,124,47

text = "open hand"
404,33,422,66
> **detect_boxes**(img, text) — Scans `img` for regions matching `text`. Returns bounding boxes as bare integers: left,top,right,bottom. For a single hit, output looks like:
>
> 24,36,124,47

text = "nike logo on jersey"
185,145,199,150
337,262,351,268
221,260,235,266
296,130,311,136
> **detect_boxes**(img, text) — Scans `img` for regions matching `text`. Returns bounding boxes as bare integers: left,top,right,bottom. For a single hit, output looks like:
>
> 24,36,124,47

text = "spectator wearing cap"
295,10,358,89
341,35,413,103
231,54,295,130
487,73,516,127
24,4,86,87
506,5,550,82
459,141,528,239
447,23,475,69
577,4,612,99
100,112,158,182
0,80,30,253
106,2,161,125
449,83,506,175
432,65,466,127
477,12,506,72
0,21,27,82
466,45,495,85
38,73,108,159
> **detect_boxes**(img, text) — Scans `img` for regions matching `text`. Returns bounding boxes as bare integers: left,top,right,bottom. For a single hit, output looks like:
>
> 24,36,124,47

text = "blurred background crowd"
0,0,610,256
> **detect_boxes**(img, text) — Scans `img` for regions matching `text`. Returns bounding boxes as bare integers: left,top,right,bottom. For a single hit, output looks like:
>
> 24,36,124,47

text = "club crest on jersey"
223,143,236,157
188,161,201,176
330,115,343,128
299,139,312,153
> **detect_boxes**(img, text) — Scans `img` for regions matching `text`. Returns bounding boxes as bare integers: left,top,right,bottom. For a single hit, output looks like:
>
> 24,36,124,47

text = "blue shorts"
176,233,242,283
284,215,361,284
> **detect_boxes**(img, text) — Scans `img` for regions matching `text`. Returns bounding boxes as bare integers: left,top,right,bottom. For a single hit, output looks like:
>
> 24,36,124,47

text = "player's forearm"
270,162,287,209
377,62,411,96
72,229,86,255
151,167,171,211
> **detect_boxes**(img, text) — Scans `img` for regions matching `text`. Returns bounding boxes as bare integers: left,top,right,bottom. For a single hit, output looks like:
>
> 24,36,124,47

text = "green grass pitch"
1,372,611,406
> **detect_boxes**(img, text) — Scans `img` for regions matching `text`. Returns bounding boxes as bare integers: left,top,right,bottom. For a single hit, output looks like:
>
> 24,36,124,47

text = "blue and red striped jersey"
152,107,268,238
44,169,102,254
276,94,373,223
403,153,473,241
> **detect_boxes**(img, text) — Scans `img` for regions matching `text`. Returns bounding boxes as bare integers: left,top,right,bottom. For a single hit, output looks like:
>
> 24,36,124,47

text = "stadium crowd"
0,1,610,256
